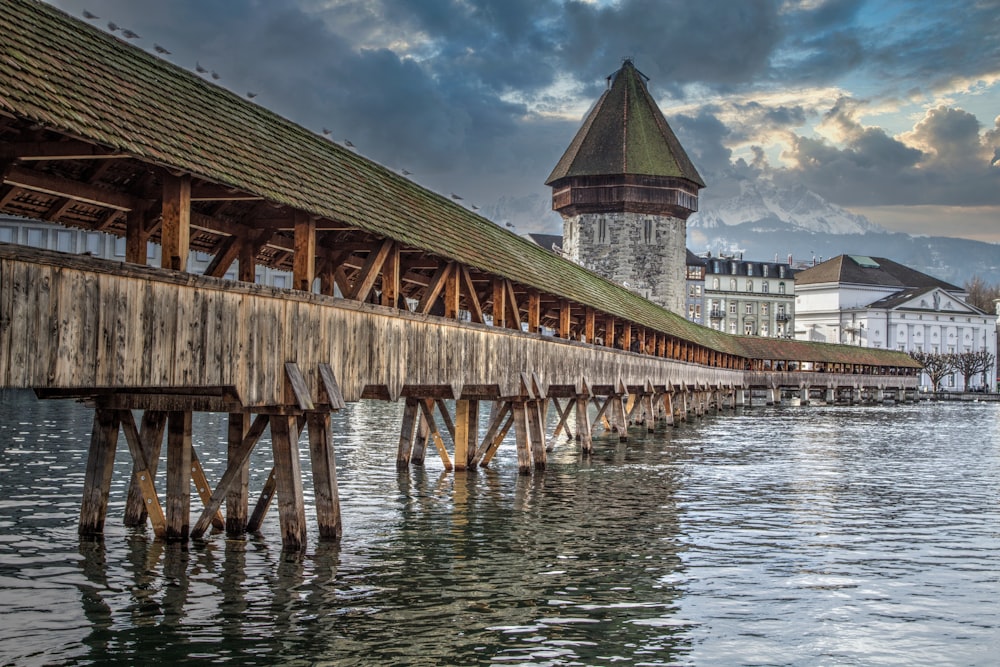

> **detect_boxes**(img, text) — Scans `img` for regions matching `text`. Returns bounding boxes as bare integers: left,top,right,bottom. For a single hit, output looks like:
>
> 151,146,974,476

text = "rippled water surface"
1,390,998,665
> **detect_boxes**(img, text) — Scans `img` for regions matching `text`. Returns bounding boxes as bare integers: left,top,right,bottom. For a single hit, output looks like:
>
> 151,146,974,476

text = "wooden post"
124,206,149,265
605,316,616,348
527,399,546,470
585,307,596,344
293,211,316,292
491,278,506,328
238,237,257,283
576,394,592,455
559,299,571,339
453,399,478,470
161,173,191,271
664,393,675,426
642,393,655,432
226,411,251,536
621,325,631,352
381,242,401,309
123,410,166,527
397,397,419,467
512,402,532,475
165,410,193,541
269,415,308,551
307,411,342,541
527,290,540,333
79,409,121,536
444,262,460,319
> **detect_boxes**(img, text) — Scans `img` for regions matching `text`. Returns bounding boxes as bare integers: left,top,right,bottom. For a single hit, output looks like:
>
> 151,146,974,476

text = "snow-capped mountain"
689,181,885,236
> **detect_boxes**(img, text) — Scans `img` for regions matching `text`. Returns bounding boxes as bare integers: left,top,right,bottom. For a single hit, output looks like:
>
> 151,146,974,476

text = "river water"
0,390,998,666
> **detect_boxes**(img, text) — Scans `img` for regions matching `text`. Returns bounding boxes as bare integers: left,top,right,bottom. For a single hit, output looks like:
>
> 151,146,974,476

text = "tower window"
643,219,655,244
597,219,609,244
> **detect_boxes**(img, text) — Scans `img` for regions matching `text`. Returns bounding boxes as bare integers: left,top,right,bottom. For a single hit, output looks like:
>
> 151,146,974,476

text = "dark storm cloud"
45,0,1000,229
777,103,1000,207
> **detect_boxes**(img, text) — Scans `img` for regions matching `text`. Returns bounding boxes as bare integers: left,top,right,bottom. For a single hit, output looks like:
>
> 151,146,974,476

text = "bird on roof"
195,62,208,74
505,222,514,228
121,29,140,39
471,204,480,211
344,140,355,148
153,44,171,55
246,91,258,99
322,128,332,137
211,71,220,80
451,193,463,200
82,10,98,19
107,21,119,31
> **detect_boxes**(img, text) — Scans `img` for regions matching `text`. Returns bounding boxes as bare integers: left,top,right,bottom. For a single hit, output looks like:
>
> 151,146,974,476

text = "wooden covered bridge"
0,0,920,550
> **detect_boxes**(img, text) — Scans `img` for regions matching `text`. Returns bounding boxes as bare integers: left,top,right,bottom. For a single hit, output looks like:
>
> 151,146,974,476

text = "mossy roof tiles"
0,0,917,369
546,60,705,186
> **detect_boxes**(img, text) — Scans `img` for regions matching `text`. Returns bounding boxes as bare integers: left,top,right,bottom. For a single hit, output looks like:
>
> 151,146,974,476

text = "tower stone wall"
563,211,687,314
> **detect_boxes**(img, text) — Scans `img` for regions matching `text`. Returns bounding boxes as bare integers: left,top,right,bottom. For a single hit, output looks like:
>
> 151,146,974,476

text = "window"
745,303,753,314
761,282,769,294
695,305,701,318
761,324,769,336
746,264,754,276
0,226,12,243
27,228,44,247
729,303,737,314
746,280,753,292
778,282,786,295
712,278,720,290
761,304,769,315
762,265,770,277
729,321,737,334
56,231,73,253
643,219,655,244
85,233,103,255
597,219,609,244
113,237,126,257
688,305,696,319
745,322,754,335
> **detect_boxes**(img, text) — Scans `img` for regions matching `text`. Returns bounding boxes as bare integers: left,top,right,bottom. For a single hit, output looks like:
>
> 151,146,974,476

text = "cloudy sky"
45,0,1000,243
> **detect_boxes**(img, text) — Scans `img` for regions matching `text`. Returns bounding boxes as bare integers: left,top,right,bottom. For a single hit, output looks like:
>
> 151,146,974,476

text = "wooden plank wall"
0,245,915,406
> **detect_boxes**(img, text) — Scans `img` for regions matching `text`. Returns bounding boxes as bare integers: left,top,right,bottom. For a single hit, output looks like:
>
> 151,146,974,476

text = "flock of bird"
80,8,506,225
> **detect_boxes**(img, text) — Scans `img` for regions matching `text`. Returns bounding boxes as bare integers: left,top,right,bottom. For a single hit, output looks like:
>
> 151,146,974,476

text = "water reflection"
1,391,999,665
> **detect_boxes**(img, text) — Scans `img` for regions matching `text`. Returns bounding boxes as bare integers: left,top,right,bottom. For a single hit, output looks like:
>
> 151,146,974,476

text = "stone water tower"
546,59,704,315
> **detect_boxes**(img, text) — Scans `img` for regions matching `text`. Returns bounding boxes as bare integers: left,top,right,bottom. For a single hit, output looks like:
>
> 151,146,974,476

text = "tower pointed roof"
546,60,705,187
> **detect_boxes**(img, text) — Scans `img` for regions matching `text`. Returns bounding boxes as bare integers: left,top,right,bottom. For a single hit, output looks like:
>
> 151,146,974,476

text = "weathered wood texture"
0,246,918,407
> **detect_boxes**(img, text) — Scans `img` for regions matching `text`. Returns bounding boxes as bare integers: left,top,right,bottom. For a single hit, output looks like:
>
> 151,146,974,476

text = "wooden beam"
444,260,460,319
347,238,392,301
293,211,316,291
418,399,453,471
527,290,540,333
161,173,191,271
416,261,453,315
606,316,616,348
4,164,141,211
504,280,522,330
165,410,193,540
307,411,342,540
202,235,240,278
559,300,571,339
119,409,167,537
380,241,401,308
124,205,151,265
396,397,420,467
585,307,596,344
491,277,506,328
78,409,121,536
460,267,484,324
190,184,264,201
123,410,166,529
0,140,130,160
269,415,308,550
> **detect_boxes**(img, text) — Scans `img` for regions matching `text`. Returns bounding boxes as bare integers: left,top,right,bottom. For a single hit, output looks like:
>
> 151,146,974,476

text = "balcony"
776,313,791,322
709,310,725,319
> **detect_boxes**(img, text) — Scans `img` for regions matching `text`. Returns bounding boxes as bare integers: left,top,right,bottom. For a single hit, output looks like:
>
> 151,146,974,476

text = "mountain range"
482,182,1000,287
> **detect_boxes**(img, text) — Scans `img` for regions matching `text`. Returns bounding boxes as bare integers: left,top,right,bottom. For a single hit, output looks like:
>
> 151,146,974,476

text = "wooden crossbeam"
460,266,484,323
191,413,269,538
416,262,453,314
418,399,453,471
119,409,166,538
349,238,394,301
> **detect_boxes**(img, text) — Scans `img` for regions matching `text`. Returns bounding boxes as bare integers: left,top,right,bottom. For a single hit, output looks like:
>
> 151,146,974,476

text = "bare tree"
963,276,1000,314
909,351,957,392
952,350,994,390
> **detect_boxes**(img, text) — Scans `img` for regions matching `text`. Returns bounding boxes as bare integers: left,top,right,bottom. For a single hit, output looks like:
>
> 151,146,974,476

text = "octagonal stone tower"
546,60,705,315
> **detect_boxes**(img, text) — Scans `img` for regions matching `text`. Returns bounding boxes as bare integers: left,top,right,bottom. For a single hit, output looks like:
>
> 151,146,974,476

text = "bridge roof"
0,0,916,370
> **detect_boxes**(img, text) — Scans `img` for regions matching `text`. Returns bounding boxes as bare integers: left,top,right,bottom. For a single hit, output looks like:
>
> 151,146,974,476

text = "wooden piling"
79,409,121,536
307,411,342,541
123,410,166,528
269,415,308,551
165,410,193,541
226,411,251,536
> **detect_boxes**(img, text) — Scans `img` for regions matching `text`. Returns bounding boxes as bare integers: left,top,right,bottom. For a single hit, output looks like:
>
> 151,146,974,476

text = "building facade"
702,256,797,337
546,60,705,315
685,250,707,325
794,254,998,390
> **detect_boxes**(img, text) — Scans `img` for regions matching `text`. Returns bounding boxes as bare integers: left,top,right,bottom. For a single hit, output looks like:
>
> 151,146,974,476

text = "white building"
795,255,998,391
703,255,797,338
